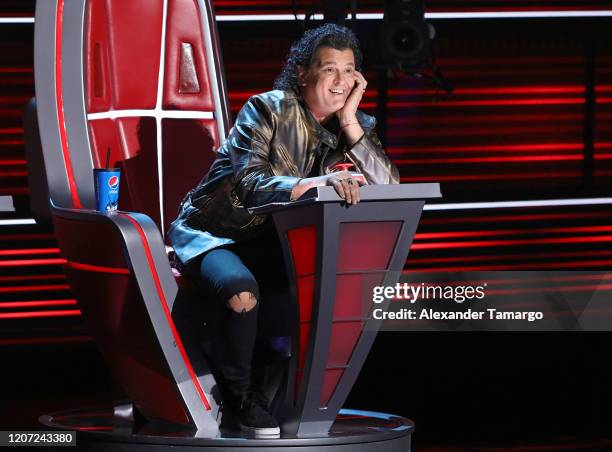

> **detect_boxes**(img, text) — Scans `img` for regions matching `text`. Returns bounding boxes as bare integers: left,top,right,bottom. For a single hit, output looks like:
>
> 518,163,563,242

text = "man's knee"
227,291,257,313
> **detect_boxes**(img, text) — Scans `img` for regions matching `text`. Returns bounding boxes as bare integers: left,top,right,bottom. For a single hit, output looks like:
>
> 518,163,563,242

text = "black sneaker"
237,393,280,437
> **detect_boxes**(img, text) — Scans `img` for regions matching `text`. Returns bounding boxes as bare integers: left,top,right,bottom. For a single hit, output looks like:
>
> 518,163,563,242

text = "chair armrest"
50,205,178,310
50,204,219,430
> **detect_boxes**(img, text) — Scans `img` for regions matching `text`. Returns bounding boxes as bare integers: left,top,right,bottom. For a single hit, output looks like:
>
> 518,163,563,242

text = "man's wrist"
336,110,357,123
339,116,358,127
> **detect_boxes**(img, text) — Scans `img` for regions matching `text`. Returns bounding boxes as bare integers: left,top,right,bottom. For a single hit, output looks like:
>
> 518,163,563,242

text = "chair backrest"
35,0,229,234
33,0,231,432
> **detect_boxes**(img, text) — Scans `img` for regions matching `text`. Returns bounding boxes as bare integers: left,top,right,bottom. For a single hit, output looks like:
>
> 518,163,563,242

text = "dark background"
1,1,612,450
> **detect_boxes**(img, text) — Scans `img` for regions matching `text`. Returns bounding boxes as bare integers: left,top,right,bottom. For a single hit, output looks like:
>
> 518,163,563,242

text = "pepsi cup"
94,168,120,212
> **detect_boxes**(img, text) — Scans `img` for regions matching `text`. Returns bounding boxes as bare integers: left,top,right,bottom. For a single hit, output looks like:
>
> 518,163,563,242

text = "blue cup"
94,168,120,212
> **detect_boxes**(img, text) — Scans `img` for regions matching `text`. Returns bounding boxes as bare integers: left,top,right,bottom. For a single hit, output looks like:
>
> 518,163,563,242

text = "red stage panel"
85,0,112,113
161,118,218,233
296,274,315,324
326,322,362,368
333,274,364,319
337,222,402,273
320,368,344,407
85,0,163,111
163,0,215,111
287,225,317,398
287,226,317,277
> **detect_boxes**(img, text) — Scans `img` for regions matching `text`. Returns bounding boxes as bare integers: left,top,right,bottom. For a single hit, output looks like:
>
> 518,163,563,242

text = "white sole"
240,424,281,437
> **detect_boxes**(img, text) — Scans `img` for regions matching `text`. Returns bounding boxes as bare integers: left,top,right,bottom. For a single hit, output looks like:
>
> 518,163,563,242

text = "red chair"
33,0,229,433
31,2,434,449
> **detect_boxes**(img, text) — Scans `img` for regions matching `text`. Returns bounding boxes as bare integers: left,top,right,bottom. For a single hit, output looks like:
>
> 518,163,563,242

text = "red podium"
252,184,441,436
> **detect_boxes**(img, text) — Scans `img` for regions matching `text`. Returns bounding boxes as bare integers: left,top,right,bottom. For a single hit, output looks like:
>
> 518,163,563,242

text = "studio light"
380,0,433,69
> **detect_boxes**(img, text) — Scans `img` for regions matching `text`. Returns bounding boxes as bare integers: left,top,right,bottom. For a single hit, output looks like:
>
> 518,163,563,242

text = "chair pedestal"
39,407,413,451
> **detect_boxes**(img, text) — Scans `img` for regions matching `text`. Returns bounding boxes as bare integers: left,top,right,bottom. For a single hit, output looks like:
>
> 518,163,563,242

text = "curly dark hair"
273,23,363,94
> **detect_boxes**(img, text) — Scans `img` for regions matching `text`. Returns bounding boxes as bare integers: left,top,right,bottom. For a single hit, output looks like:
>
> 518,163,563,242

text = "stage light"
380,0,433,69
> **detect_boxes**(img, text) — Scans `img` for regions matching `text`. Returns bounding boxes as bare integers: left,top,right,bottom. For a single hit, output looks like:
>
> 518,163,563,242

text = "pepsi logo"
108,175,119,189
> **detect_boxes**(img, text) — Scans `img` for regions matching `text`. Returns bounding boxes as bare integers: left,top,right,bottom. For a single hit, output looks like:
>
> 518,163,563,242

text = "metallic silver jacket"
168,89,399,264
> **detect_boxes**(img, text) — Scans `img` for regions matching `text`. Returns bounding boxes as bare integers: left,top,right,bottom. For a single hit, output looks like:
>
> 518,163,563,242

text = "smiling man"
168,23,398,436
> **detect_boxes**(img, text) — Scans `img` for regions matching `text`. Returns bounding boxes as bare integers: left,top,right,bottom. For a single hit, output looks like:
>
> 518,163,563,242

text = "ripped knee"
226,291,257,313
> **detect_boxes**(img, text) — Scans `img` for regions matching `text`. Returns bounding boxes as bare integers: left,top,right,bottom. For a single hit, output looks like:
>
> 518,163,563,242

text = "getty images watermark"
371,282,543,322
361,272,612,331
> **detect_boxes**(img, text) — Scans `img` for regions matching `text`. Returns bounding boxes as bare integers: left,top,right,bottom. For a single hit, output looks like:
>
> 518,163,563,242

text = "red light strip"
119,213,211,411
400,273,612,289
0,140,25,146
0,299,77,309
0,258,66,267
388,98,585,107
0,248,60,256
395,155,583,165
392,125,583,138
0,284,70,294
486,283,612,296
0,159,27,166
0,309,81,319
411,235,612,250
420,211,612,226
54,0,82,208
387,113,583,127
458,274,612,289
0,274,65,283
1,170,37,177
388,86,585,96
406,249,612,265
387,143,583,155
424,197,612,211
406,260,612,272
66,261,130,275
401,171,581,182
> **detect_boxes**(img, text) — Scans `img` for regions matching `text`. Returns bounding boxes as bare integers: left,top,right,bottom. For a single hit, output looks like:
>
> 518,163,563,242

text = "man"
169,23,398,436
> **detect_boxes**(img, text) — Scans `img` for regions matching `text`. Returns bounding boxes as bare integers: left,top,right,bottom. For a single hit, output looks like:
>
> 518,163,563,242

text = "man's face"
298,46,357,121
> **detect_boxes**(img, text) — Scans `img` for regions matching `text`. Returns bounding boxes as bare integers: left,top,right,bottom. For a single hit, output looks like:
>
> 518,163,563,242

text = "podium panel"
250,184,442,436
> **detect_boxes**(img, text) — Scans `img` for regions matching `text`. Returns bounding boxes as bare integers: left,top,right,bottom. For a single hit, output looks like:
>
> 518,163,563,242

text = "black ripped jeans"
185,226,291,400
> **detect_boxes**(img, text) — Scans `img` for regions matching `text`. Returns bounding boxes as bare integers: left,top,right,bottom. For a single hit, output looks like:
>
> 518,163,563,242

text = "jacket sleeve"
347,124,400,185
228,96,301,207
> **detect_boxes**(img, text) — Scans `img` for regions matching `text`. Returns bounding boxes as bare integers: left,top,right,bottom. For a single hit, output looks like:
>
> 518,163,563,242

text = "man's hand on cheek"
336,71,367,125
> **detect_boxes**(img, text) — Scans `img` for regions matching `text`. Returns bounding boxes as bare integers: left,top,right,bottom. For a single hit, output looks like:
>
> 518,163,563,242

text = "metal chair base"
40,407,413,451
